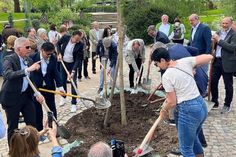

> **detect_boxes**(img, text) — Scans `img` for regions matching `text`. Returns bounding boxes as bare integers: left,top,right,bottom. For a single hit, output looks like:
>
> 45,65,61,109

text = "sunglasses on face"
25,46,32,49
43,51,53,57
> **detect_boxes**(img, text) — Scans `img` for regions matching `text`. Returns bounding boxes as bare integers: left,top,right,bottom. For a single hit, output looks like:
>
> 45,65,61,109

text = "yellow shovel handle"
38,88,81,99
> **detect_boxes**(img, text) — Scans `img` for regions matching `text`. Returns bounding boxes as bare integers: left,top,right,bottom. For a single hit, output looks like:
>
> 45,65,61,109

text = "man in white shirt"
156,14,173,37
89,21,103,74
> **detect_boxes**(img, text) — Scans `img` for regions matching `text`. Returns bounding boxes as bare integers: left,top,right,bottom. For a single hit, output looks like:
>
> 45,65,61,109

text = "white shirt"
191,22,200,41
95,29,100,40
40,53,49,77
159,23,171,37
215,29,230,57
162,57,200,104
63,39,75,63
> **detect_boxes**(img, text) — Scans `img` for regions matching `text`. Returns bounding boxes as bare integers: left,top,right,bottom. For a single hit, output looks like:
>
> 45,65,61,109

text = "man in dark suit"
96,37,118,93
57,30,84,113
147,25,170,44
211,17,236,113
0,37,44,144
30,42,64,131
189,14,212,74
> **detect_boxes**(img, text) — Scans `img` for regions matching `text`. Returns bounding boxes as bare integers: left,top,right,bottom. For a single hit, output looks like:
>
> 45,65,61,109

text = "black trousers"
60,61,77,105
4,91,36,145
128,57,143,88
78,57,89,79
34,90,57,131
211,58,233,107
92,52,96,72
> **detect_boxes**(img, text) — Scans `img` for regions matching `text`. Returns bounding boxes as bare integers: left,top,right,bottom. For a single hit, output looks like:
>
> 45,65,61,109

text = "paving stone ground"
1,47,236,157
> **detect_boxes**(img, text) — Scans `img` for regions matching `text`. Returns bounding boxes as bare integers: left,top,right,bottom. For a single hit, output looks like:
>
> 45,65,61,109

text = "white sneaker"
59,97,66,106
71,104,77,113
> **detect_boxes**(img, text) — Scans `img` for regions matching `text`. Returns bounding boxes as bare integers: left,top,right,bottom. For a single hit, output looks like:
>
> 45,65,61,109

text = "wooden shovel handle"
136,100,166,155
147,84,163,101
38,88,81,99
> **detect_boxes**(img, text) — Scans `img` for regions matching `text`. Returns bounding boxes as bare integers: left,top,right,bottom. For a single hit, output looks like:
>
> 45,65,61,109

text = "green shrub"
30,13,41,20
85,5,116,12
123,0,178,44
48,9,76,26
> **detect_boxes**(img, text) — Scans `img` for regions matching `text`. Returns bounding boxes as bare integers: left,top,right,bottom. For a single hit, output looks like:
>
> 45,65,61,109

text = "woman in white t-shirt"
151,48,212,157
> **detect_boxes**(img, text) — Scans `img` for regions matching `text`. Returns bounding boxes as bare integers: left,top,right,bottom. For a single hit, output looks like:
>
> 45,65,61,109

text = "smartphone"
47,111,53,128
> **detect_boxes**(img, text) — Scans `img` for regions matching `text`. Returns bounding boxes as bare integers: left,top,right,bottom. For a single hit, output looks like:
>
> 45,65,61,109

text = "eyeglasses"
25,46,32,49
43,51,53,57
14,128,29,136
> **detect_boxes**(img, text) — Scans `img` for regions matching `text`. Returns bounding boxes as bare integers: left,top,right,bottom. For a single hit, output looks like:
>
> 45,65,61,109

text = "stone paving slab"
1,47,236,157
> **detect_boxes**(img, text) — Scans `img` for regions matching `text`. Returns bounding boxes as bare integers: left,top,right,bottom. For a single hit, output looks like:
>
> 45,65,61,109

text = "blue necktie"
21,59,29,92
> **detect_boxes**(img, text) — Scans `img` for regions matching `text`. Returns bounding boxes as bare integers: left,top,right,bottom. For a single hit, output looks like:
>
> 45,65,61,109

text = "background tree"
13,0,21,12
222,0,236,19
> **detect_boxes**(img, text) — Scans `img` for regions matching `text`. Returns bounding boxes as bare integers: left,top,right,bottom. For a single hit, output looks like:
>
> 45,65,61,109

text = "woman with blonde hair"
2,35,17,59
9,124,62,157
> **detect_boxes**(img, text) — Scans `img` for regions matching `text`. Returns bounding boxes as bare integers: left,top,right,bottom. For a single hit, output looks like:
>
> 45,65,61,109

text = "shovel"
131,65,143,94
26,76,71,139
142,63,152,90
38,88,111,109
134,100,166,156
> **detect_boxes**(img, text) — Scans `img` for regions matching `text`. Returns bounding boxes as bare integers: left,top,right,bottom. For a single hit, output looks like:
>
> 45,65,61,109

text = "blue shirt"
168,44,208,95
51,146,62,157
18,56,29,92
0,111,6,139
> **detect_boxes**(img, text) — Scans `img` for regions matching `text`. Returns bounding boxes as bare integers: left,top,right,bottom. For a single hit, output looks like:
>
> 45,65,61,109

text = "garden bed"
64,92,177,157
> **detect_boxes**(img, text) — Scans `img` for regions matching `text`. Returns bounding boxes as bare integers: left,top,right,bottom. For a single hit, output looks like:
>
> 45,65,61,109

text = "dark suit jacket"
155,31,170,44
216,28,236,73
189,23,212,54
0,53,33,108
96,40,118,68
30,52,62,90
56,34,84,71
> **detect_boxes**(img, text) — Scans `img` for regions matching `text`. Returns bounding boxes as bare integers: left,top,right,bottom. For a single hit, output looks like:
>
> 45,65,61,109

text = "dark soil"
64,92,178,157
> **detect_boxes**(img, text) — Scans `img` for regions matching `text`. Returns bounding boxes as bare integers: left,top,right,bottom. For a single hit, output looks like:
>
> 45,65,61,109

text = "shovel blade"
143,78,152,85
57,125,71,139
133,145,154,156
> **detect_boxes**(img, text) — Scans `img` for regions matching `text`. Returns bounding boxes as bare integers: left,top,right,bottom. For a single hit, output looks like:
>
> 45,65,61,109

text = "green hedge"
85,5,116,12
123,1,178,44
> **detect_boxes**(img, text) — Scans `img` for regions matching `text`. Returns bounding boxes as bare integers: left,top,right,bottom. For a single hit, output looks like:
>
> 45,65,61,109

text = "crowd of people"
0,12,235,157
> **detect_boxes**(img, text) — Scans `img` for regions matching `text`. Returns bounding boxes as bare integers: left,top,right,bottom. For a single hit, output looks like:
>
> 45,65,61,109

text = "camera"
47,111,53,128
110,139,125,157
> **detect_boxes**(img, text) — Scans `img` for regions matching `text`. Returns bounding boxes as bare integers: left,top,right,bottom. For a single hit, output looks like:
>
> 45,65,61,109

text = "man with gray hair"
0,37,44,145
88,141,113,157
125,39,145,88
89,21,103,74
156,14,173,37
96,37,118,93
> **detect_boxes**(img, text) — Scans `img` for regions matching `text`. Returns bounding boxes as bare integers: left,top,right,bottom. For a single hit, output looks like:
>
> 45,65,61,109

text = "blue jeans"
0,51,3,76
60,61,77,105
174,96,208,157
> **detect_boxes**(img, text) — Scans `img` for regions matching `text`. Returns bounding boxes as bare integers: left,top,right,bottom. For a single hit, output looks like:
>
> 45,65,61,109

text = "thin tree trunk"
13,0,21,12
117,0,127,125
60,0,64,8
103,58,119,127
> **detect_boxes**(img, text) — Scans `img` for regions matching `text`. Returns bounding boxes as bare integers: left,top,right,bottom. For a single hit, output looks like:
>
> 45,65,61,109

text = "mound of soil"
64,92,178,157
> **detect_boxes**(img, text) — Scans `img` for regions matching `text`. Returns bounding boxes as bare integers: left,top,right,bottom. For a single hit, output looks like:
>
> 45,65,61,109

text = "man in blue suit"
188,14,212,73
30,42,64,131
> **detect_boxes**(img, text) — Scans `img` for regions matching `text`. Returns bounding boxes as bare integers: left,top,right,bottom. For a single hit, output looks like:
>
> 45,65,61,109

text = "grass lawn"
0,13,41,32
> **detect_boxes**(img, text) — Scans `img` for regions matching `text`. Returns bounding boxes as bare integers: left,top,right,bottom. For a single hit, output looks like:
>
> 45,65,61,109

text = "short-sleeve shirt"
162,57,200,104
